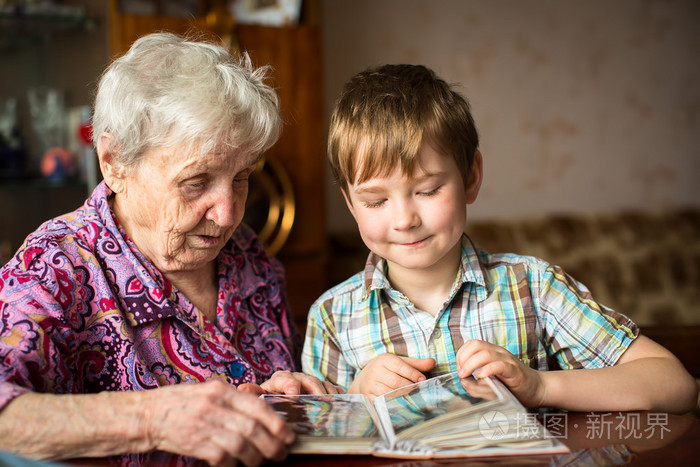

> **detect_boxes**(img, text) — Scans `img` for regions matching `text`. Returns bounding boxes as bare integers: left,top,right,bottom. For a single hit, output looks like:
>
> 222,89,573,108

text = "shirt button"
228,361,246,378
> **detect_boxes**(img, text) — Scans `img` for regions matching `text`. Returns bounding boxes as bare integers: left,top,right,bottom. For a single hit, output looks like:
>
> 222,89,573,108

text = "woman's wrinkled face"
113,145,259,275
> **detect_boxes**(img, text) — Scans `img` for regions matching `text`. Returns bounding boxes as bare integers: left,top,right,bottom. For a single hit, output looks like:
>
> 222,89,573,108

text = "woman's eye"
182,179,205,190
180,179,207,196
234,168,256,184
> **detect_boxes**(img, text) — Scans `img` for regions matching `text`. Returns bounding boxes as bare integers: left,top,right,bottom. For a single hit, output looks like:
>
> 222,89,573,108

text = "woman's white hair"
92,32,281,167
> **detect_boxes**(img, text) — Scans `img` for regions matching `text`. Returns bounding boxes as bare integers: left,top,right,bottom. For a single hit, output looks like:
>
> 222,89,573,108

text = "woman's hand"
456,339,544,407
139,380,294,466
348,354,435,398
238,371,343,396
0,381,295,467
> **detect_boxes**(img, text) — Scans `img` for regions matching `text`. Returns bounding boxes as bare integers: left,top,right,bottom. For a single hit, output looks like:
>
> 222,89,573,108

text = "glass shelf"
0,5,98,51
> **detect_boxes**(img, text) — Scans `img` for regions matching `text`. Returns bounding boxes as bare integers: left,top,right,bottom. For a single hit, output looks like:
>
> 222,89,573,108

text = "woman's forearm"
0,391,151,461
0,381,295,465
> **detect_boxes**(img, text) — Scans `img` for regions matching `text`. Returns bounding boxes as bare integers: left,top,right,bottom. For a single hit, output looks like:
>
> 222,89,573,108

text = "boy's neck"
385,242,462,316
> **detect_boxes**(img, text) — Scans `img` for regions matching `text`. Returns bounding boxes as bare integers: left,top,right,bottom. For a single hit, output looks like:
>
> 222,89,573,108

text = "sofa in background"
327,208,700,414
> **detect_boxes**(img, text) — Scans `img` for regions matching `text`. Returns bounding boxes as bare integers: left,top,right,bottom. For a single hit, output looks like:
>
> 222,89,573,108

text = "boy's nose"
393,201,420,230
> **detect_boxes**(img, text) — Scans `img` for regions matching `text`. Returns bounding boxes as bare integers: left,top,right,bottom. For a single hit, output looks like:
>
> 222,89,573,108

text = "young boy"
302,64,697,413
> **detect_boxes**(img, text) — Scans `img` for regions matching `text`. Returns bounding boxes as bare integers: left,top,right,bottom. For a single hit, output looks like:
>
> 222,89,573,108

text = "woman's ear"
97,133,127,194
465,150,483,204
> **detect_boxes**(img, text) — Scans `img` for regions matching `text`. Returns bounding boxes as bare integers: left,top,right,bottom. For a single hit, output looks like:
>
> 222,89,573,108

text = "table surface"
61,410,699,467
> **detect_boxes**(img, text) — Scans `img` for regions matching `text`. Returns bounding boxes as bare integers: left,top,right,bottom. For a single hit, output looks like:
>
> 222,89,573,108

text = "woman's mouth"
197,234,221,246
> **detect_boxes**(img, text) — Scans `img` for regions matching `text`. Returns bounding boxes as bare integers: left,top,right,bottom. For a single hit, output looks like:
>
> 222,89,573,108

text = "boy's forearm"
540,356,698,414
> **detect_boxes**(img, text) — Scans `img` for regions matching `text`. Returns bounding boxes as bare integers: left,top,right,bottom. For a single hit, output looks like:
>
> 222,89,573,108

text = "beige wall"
322,0,700,233
3,1,699,237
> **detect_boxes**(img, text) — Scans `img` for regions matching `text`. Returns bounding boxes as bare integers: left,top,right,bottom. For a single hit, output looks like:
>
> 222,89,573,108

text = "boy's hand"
349,354,436,398
456,340,545,408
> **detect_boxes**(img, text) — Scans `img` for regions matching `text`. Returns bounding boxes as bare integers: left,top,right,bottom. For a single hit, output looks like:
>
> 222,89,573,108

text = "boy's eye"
419,186,441,196
362,199,386,208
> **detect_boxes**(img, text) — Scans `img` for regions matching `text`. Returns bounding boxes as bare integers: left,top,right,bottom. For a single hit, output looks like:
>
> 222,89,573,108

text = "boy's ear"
341,188,358,220
97,133,128,194
465,150,483,204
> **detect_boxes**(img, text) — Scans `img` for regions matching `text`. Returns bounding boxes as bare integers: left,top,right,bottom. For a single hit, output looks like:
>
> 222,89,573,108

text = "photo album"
261,372,569,459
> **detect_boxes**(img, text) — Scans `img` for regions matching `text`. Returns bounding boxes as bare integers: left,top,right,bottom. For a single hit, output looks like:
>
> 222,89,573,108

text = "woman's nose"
206,188,238,228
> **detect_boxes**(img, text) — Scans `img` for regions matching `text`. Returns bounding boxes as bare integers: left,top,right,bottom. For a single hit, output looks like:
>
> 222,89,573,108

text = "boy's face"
343,141,482,279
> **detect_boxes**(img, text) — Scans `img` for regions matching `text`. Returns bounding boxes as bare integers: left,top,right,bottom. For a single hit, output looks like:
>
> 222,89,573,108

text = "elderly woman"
0,33,335,465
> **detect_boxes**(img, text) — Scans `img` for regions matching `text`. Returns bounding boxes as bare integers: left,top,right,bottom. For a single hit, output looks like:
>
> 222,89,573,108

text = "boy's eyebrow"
352,171,444,194
352,184,386,195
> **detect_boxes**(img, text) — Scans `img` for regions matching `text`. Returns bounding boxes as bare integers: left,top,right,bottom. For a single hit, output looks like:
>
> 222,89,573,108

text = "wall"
322,0,700,233
3,1,699,240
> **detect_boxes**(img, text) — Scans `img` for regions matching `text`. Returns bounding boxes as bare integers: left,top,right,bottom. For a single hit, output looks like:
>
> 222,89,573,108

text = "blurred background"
1,1,698,366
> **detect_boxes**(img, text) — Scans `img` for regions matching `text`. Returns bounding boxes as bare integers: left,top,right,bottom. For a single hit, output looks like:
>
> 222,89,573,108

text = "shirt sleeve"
301,297,355,390
537,263,639,370
0,254,79,410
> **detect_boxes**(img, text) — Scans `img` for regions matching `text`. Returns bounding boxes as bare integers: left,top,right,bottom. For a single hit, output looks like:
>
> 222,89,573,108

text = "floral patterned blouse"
0,182,301,410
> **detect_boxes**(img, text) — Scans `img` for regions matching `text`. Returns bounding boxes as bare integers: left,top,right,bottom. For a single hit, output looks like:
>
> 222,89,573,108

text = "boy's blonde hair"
328,64,479,195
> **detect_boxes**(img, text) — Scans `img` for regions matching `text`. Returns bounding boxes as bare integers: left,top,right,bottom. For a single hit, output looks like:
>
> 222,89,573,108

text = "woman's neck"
164,262,219,323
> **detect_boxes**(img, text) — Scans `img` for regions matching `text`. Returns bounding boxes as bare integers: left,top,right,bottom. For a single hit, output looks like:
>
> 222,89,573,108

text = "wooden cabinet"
107,4,327,329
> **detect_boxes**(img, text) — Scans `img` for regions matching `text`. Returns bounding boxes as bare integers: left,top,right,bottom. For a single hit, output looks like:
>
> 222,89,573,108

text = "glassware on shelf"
26,86,65,175
0,96,26,179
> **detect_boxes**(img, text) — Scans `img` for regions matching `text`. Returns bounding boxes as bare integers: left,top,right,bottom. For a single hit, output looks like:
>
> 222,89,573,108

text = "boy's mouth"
397,236,429,247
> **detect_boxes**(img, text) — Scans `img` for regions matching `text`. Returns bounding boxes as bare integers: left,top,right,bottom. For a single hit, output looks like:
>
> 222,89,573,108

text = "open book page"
371,372,569,458
261,393,379,454
262,372,568,459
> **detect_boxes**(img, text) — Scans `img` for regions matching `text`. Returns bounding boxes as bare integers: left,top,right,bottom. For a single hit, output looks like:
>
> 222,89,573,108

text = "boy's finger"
458,349,496,378
392,357,434,382
399,356,436,371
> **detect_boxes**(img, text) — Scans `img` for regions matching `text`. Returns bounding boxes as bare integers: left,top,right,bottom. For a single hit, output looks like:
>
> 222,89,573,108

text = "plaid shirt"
302,235,638,390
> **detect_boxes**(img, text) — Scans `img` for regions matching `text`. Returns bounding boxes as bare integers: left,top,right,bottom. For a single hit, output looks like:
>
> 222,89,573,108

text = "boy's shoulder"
477,249,551,270
311,270,367,309
471,246,557,287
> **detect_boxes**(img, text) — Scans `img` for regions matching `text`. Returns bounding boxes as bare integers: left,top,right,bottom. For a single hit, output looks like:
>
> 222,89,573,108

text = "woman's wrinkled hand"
238,371,343,396
141,380,294,466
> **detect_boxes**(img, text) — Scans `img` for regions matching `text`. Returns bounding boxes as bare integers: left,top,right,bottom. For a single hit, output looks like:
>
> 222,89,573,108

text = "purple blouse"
0,182,301,410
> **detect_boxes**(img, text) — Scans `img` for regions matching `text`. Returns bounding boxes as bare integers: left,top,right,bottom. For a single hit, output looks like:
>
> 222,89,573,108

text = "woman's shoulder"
2,202,110,278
